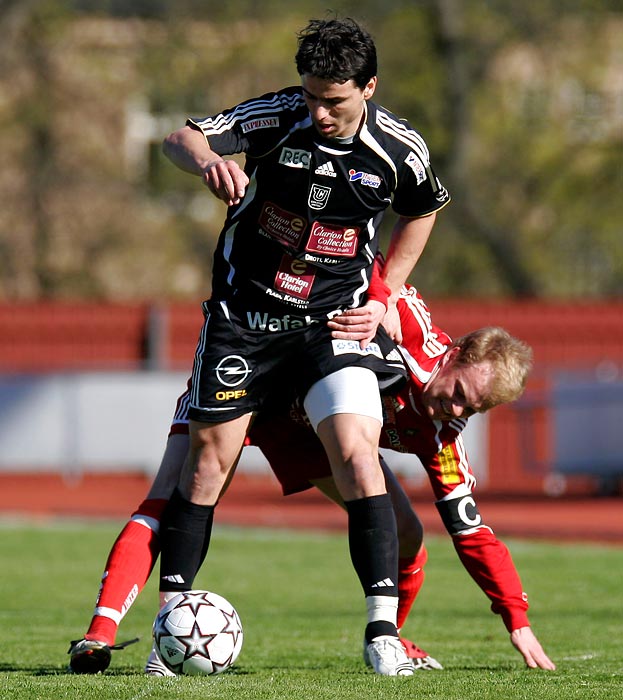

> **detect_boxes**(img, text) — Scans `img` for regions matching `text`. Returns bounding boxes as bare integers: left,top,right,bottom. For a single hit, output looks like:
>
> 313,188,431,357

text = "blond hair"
452,327,533,411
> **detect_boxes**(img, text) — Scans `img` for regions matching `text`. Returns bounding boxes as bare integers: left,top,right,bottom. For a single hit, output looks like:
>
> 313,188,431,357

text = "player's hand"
381,302,402,344
202,159,249,206
328,300,386,349
510,626,556,670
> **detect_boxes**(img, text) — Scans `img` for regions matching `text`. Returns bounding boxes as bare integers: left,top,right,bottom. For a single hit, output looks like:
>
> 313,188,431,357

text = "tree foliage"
0,0,621,299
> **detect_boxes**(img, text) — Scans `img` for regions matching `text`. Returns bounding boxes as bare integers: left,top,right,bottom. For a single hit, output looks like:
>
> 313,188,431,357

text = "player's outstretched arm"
510,626,556,670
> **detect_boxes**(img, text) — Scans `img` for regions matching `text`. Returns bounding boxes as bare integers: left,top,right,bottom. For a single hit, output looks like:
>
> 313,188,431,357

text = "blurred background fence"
2,298,622,497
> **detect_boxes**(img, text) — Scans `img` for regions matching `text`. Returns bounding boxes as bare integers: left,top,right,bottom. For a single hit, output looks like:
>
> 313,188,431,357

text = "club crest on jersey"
241,116,279,133
279,147,311,169
435,184,450,204
348,169,381,188
308,184,331,210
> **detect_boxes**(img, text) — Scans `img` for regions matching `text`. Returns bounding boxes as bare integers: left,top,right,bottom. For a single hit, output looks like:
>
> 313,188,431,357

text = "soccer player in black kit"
156,17,449,676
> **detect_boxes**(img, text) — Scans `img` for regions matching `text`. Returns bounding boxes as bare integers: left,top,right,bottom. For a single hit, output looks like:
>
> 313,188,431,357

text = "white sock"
366,595,398,625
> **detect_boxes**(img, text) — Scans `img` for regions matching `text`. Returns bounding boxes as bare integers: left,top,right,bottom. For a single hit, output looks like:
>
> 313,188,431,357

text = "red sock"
85,499,167,646
397,545,428,631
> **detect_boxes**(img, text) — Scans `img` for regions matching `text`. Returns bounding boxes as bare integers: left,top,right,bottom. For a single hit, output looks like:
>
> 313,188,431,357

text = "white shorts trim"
303,366,382,432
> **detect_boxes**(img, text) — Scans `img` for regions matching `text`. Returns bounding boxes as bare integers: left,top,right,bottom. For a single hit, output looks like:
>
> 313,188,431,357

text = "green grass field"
0,519,621,700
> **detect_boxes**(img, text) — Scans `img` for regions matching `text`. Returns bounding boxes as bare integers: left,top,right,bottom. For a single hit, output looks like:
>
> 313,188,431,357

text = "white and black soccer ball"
153,590,243,675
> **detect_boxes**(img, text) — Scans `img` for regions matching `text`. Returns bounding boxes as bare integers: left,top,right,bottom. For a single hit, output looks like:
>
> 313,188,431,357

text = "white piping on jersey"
449,416,468,432
193,93,305,136
219,299,231,320
232,167,257,219
358,122,399,188
401,345,435,384
315,142,353,156
401,288,449,359
173,390,191,422
375,111,431,165
190,304,212,409
351,268,370,308
222,221,239,288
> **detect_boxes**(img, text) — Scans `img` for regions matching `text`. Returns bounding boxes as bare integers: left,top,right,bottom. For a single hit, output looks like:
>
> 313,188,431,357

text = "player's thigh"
178,415,252,503
315,415,385,499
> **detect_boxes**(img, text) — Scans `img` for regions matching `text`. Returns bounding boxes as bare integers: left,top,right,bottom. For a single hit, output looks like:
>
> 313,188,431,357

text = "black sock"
345,493,399,599
159,488,215,592
365,620,399,643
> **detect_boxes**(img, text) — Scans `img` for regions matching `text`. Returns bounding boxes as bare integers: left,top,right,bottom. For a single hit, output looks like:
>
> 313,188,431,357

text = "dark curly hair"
295,18,377,88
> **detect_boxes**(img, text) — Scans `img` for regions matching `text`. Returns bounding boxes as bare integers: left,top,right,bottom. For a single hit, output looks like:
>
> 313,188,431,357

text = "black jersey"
189,86,449,324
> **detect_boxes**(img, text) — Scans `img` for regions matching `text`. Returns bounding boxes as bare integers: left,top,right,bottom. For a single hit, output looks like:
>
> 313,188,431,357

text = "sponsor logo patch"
215,355,252,387
273,254,315,300
279,147,311,169
245,310,315,332
348,169,381,188
331,339,383,358
438,444,461,484
314,161,337,177
308,184,331,210
215,388,248,401
405,151,427,184
259,202,307,248
305,221,358,258
241,116,279,133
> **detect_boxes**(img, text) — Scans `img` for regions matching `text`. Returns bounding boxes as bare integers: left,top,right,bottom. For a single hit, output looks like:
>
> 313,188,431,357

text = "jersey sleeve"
389,123,450,218
452,528,531,632
392,160,450,218
187,86,307,158
366,259,391,308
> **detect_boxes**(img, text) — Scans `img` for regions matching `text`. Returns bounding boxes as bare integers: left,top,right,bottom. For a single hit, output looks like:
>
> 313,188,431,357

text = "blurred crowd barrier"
1,300,623,496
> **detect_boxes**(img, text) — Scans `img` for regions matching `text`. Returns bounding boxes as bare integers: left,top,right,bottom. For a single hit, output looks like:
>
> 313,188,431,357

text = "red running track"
1,472,621,545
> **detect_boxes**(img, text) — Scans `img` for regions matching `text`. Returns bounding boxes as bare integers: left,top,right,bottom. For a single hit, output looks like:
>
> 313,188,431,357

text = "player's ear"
442,346,461,366
362,77,377,99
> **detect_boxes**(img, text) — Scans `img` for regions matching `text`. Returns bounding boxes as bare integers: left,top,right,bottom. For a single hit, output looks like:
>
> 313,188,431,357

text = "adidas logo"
161,574,185,584
385,349,403,362
314,162,336,177
371,577,395,588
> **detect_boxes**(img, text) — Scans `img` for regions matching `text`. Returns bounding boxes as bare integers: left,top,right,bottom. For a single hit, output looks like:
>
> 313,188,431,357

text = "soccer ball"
153,590,243,675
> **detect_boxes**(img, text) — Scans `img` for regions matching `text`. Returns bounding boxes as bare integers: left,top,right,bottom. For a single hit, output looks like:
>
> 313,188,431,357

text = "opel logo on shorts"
215,355,252,387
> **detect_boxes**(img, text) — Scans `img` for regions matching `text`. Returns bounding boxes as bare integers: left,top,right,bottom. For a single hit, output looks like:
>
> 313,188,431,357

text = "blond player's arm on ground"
162,125,249,206
510,626,557,670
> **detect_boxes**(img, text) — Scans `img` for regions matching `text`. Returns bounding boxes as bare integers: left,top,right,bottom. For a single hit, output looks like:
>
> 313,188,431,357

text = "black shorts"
187,299,406,423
